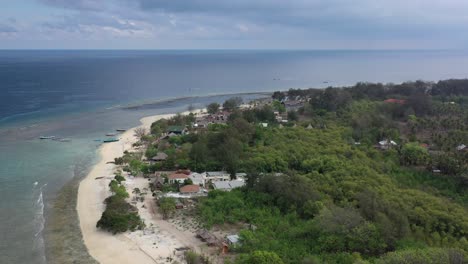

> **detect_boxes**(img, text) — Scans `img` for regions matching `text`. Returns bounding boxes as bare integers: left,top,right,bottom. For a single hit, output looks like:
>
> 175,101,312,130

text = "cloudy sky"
1,0,467,49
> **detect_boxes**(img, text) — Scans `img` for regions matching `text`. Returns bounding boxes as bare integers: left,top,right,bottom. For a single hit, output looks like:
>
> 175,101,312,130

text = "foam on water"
32,183,47,264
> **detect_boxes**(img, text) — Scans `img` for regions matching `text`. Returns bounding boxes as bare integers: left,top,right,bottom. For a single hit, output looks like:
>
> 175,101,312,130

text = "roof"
168,173,189,180
167,126,185,133
235,173,247,178
379,140,397,146
457,144,466,151
151,152,168,161
213,180,245,191
226,235,240,244
180,184,200,193
206,171,229,177
384,98,406,104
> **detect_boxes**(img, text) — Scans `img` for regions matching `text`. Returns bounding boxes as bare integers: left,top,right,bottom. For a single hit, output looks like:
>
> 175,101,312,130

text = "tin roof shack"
376,139,397,150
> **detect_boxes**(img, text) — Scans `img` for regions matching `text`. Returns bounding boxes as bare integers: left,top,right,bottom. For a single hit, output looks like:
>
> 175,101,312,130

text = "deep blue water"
1,50,468,263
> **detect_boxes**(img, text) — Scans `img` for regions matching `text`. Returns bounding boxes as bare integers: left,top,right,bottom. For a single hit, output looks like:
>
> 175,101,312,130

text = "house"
260,123,268,128
151,152,168,162
226,235,240,246
180,184,201,194
213,180,245,191
166,126,186,135
456,144,466,151
168,173,189,184
282,100,303,111
189,172,206,187
384,98,406,104
205,171,230,182
377,139,397,150
235,173,247,181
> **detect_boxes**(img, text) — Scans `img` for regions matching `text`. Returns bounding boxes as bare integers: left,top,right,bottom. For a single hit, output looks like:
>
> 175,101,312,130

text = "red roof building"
168,173,189,184
384,98,406,104
180,184,201,194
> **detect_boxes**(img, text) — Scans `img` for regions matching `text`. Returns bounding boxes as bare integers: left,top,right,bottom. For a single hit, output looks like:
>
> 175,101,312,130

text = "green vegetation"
135,82,467,263
207,102,220,114
158,197,176,219
223,97,243,111
97,174,144,234
190,82,467,263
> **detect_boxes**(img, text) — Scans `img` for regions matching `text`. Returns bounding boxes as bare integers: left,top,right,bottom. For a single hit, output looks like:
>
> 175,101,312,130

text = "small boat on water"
103,138,119,143
116,129,126,132
106,133,117,136
40,136,55,140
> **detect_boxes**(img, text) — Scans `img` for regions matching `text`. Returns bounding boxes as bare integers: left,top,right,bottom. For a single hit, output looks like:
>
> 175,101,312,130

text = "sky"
1,0,468,49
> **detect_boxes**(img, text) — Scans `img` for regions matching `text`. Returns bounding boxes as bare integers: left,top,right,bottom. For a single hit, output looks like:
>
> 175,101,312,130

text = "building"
282,100,303,111
384,98,406,104
213,180,245,191
166,126,186,135
180,184,201,194
205,171,231,182
377,139,397,150
189,172,206,187
151,152,168,162
168,173,189,184
235,173,247,181
457,144,466,151
226,234,240,246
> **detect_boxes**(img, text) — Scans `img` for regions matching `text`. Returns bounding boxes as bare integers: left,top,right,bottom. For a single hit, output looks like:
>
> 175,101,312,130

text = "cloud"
37,0,106,11
2,0,468,49
0,24,18,33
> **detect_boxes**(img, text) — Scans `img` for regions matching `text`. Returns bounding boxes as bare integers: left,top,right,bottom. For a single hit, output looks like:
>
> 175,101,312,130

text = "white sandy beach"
77,112,204,264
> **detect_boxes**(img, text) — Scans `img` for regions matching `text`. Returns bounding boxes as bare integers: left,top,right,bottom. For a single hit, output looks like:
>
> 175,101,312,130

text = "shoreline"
77,113,177,264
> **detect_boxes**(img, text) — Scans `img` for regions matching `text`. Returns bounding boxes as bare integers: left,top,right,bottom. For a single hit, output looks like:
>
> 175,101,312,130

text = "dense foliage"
96,174,144,234
192,83,468,263
140,83,468,263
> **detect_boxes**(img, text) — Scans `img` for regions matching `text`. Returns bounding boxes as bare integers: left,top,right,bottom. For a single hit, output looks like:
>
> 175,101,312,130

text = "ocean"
1,50,468,263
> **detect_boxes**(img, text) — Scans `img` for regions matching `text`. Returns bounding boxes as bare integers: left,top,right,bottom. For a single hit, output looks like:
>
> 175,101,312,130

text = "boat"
103,138,119,143
106,133,117,136
116,129,126,132
39,136,55,140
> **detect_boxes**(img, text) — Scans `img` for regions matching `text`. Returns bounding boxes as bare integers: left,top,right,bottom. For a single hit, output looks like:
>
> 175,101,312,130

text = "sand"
76,113,188,264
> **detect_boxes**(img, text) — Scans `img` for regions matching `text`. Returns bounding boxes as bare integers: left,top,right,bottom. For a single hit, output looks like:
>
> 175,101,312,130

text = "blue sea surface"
1,50,468,263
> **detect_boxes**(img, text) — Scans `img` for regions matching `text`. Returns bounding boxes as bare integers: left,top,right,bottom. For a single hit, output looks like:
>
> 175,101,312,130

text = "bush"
96,195,144,234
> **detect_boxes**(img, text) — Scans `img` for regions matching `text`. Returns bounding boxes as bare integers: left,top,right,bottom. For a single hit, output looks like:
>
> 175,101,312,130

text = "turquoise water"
0,94,265,263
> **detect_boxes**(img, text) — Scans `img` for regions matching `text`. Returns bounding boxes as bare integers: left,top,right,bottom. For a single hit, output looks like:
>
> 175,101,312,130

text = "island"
78,79,467,264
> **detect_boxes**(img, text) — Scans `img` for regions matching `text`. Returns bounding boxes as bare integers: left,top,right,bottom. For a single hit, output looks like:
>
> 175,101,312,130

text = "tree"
287,110,299,121
240,251,284,264
399,143,430,166
134,127,147,140
158,197,176,219
223,97,243,111
207,102,220,114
